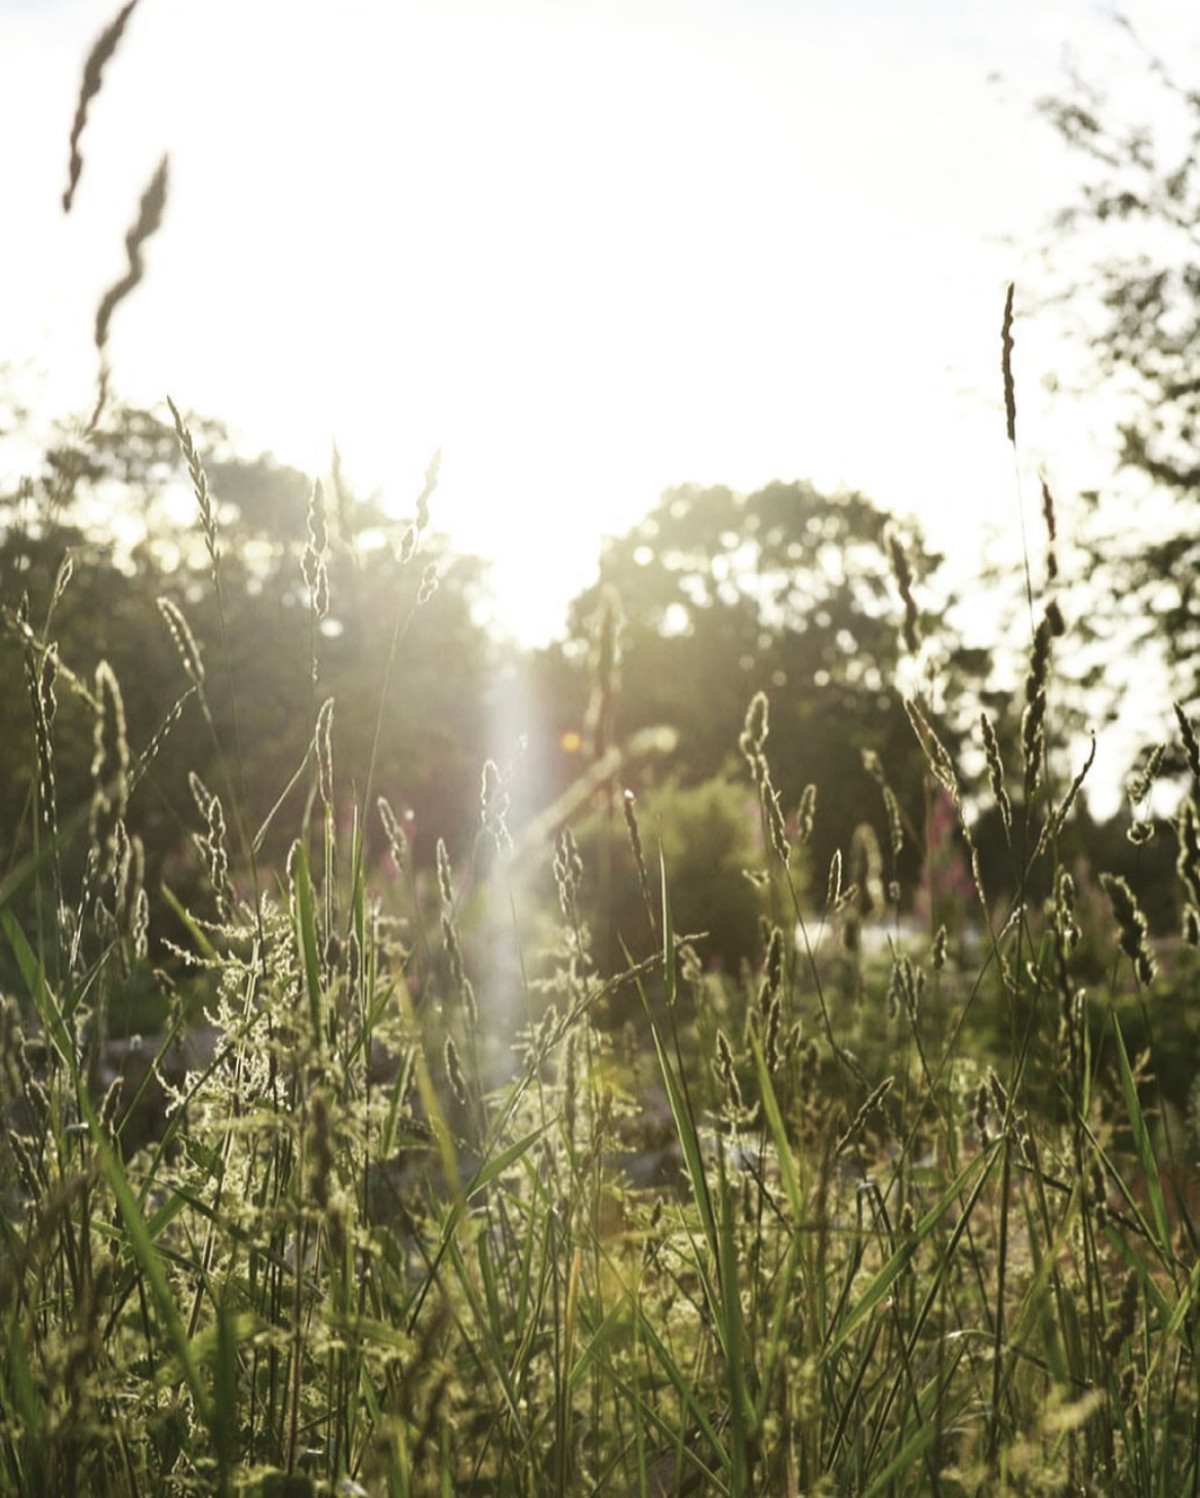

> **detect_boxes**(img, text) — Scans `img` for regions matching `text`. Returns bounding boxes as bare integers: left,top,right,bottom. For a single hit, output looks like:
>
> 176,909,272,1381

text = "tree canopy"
560,479,955,941
0,401,496,1000
1038,22,1200,693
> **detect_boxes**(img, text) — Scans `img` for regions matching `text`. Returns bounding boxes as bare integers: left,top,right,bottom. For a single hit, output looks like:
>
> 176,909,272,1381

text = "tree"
560,479,961,949
1037,20,1200,691
0,401,496,1010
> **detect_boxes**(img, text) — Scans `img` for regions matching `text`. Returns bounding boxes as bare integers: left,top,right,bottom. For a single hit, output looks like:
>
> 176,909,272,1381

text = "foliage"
570,770,772,984
0,402,496,1015
1037,18,1200,700
564,479,957,916
5,354,1200,1497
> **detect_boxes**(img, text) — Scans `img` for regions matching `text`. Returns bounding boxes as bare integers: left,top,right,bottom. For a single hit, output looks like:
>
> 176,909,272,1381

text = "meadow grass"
2,384,1200,1498
5,27,1200,1485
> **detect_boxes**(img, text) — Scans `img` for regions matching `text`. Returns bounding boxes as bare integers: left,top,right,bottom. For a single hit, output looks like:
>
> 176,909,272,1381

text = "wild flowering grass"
5,29,1200,1484
3,359,1200,1498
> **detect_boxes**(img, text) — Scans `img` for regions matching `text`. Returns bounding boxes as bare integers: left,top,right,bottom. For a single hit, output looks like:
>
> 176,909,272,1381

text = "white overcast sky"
0,0,1195,651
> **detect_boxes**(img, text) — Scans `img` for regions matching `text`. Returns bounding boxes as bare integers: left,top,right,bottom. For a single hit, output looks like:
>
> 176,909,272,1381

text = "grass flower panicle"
1002,281,1017,444
63,0,141,213
303,477,330,623
1040,474,1059,581
1175,700,1200,781
315,696,335,809
739,688,769,783
886,528,921,653
415,447,441,532
156,596,205,687
168,394,220,581
1022,609,1055,799
89,660,129,881
553,826,584,925
980,711,1013,836
1128,742,1166,808
25,641,59,838
188,769,232,918
905,698,958,799
795,781,817,846
91,155,168,425
1099,871,1157,986
377,794,409,873
481,758,513,854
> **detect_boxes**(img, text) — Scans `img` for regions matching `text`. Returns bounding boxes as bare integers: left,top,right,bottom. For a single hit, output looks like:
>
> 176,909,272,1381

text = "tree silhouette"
563,479,957,926
1038,20,1200,693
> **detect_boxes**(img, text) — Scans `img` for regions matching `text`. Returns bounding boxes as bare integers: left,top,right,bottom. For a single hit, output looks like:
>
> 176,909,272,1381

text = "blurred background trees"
3,400,975,1004
1038,18,1200,717
533,478,997,980
5,348,1193,1034
0,402,495,1009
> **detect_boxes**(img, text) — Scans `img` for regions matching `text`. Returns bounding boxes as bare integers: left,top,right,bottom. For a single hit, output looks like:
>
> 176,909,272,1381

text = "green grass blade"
292,834,325,1051
1,908,74,1068
85,1102,212,1428
827,1146,993,1361
1112,1014,1171,1255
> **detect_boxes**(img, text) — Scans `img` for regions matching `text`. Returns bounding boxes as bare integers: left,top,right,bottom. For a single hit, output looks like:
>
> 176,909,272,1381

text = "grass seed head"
156,597,204,687
188,771,232,918
315,697,335,808
26,642,60,838
481,759,512,853
763,986,783,1072
739,690,769,783
1054,867,1081,951
1127,743,1165,807
417,562,439,604
1099,872,1157,986
303,478,330,621
436,838,454,910
765,783,789,865
1021,612,1055,797
836,1077,893,1157
1040,475,1059,580
765,924,784,995
980,712,1012,835
90,661,129,880
714,1028,744,1114
886,529,921,653
63,0,141,212
1174,800,1200,909
378,796,409,874
1174,701,1200,781
91,155,169,426
444,1036,468,1107
826,849,843,910
1002,281,1017,445
554,827,584,922
168,395,219,575
905,699,958,799
415,448,441,531
622,787,655,929
796,783,817,846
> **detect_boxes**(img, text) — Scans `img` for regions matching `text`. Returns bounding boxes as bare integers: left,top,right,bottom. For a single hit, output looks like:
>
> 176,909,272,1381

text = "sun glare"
1,0,1147,644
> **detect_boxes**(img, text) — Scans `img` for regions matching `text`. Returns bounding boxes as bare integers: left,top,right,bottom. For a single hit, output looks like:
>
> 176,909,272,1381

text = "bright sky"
0,0,1194,658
